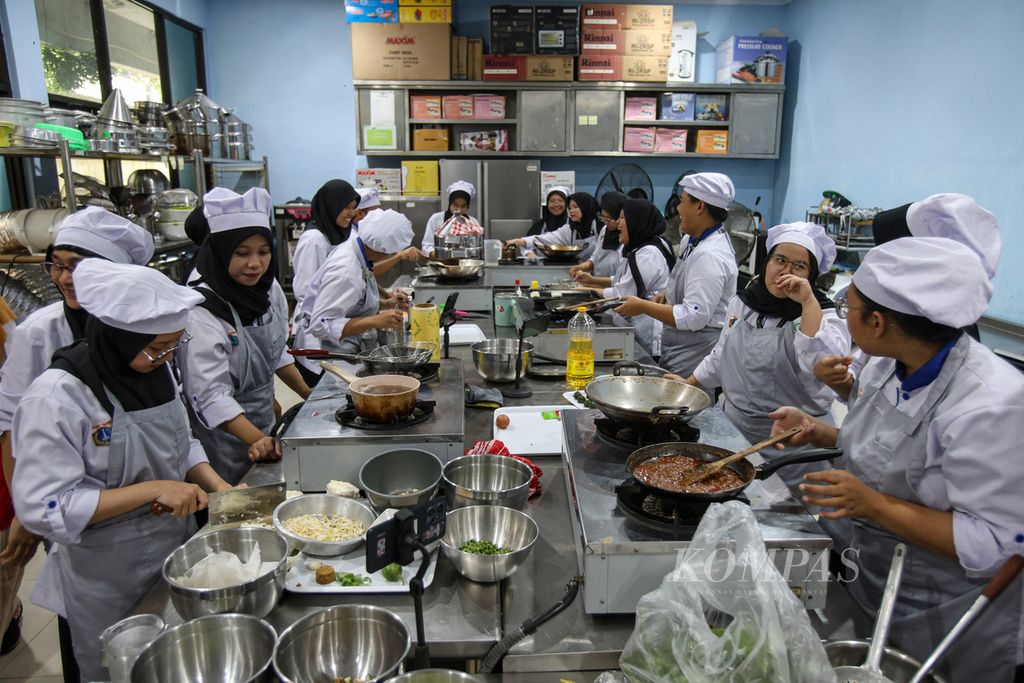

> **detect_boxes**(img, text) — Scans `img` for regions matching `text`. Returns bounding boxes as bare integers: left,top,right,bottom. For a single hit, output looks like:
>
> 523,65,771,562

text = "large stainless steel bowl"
442,454,532,510
470,338,533,383
273,494,376,557
131,613,276,682
360,449,443,510
824,640,947,683
273,604,411,683
440,505,538,583
388,670,481,682
162,527,287,620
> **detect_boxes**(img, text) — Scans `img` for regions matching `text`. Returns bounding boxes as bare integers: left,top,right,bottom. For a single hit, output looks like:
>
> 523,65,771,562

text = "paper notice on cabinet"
369,90,396,127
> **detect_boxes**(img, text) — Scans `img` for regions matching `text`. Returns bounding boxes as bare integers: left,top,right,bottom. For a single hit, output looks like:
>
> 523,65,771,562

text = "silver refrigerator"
439,159,541,242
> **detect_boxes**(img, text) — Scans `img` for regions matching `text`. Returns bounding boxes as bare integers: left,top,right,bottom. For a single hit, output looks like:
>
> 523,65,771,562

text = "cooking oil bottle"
566,307,595,390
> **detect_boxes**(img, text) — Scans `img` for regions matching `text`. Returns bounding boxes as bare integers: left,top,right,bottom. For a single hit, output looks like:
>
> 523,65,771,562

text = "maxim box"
623,127,656,152
715,34,788,84
660,93,695,120
357,168,403,193
525,55,574,81
655,128,688,153
351,23,451,79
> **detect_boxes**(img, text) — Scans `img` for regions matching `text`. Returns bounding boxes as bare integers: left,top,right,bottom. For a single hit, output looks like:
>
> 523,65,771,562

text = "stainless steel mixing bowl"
440,505,538,583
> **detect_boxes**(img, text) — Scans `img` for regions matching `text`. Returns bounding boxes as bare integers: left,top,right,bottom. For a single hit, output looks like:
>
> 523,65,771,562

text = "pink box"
655,128,688,153
625,96,657,120
473,95,506,119
623,126,655,152
442,95,474,119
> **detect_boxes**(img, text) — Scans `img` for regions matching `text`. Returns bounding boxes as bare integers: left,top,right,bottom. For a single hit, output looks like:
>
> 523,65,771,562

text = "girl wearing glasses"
177,188,309,485
769,238,1023,682
669,222,850,487
10,261,233,681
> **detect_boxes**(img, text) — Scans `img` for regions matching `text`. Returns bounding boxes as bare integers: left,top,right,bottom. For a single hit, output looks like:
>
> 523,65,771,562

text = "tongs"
675,427,803,490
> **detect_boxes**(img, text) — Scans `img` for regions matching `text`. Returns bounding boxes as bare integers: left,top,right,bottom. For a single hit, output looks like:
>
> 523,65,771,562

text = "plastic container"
484,239,502,265
566,307,595,389
494,294,518,327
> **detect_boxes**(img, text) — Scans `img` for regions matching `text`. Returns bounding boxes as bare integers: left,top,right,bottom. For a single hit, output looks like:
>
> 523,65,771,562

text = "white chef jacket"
421,211,479,256
10,368,208,545
591,227,623,279
670,230,737,331
178,281,292,430
290,229,332,319
693,296,851,396
0,302,76,433
602,244,671,302
523,221,597,262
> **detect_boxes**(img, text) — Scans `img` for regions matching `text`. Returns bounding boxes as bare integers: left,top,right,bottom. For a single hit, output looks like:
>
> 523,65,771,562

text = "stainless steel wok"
429,258,484,279
585,369,712,425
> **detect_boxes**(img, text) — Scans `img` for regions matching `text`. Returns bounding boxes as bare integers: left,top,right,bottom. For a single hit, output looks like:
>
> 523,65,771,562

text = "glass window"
0,26,11,97
35,0,103,103
165,18,202,103
104,0,161,105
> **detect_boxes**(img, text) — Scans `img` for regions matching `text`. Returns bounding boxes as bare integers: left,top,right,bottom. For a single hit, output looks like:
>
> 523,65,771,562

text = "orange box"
580,28,671,56
577,54,622,80
625,5,673,31
483,55,526,80
696,129,729,154
413,128,449,151
581,4,627,28
410,95,441,119
441,95,474,118
524,55,574,81
622,55,668,82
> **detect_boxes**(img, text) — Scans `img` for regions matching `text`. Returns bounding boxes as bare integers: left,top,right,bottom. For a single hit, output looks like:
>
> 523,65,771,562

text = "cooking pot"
319,362,420,423
754,53,781,79
585,363,711,425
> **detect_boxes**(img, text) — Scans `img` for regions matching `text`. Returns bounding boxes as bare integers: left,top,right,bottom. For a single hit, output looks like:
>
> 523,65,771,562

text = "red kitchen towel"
464,440,543,498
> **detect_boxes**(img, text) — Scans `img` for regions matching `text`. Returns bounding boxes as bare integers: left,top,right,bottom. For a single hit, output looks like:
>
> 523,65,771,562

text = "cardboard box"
351,23,451,80
695,94,728,121
473,95,506,119
483,55,525,80
399,0,450,5
577,54,620,80
623,126,656,152
398,6,451,23
716,34,788,84
541,171,575,201
457,36,469,79
581,4,627,28
402,160,440,194
625,97,657,120
410,95,441,119
357,168,403,193
535,5,580,55
345,0,398,23
660,92,695,121
581,28,671,56
413,128,449,151
525,55,574,81
459,130,509,152
623,55,668,82
442,95,474,119
655,127,688,153
469,38,484,80
668,20,697,82
581,4,672,30
695,129,729,154
491,5,535,54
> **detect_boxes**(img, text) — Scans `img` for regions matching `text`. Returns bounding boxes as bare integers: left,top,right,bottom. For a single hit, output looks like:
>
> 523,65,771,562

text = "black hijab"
310,180,360,246
600,192,628,250
46,243,95,340
871,203,912,245
50,318,175,415
443,189,473,223
621,198,676,299
527,188,569,235
737,246,835,322
567,192,598,240
178,206,210,285
192,225,275,326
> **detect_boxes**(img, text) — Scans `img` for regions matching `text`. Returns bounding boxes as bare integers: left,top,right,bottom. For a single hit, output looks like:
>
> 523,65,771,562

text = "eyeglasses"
143,331,192,362
834,292,867,320
769,253,810,276
41,260,80,276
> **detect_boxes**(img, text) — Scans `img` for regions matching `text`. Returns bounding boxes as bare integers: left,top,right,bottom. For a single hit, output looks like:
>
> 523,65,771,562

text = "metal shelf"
409,118,518,124
622,119,729,127
0,146,62,158
354,79,785,93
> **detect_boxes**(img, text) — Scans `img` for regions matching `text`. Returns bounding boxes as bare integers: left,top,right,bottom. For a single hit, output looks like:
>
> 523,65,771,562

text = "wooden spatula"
675,427,804,490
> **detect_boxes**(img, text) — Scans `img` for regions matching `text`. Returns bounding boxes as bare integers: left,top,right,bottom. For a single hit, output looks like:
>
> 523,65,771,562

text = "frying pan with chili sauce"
625,441,843,502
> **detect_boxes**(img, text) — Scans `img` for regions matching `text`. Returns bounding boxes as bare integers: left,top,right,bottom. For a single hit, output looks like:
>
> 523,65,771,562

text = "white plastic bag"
174,543,274,589
619,500,836,683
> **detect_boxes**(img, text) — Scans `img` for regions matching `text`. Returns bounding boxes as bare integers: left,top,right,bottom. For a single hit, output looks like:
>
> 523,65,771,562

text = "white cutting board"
441,324,486,346
285,547,438,594
492,405,574,455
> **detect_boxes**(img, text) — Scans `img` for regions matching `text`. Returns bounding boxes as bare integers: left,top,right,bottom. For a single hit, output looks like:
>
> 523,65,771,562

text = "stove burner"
615,478,748,535
335,399,436,430
594,417,700,448
356,363,440,383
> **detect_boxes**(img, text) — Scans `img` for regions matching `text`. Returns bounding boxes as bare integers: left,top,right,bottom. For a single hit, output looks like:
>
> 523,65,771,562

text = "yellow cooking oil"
566,307,595,390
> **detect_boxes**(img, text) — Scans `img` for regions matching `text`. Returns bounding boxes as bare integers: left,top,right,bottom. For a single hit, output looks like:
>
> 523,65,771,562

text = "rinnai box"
525,55,574,81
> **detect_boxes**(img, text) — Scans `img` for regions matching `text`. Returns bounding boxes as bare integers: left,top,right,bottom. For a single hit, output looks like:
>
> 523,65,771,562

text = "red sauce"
635,454,745,494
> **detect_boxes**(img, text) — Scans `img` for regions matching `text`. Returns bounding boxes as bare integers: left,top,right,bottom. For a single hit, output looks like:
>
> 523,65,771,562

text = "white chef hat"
678,172,735,210
767,221,837,272
545,185,570,200
906,193,1000,280
854,237,991,328
358,209,413,255
54,206,155,265
203,187,272,233
72,260,204,334
446,181,476,200
357,187,381,210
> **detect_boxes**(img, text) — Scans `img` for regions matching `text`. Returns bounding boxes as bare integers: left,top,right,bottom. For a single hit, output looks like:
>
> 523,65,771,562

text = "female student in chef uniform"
290,179,360,317
506,190,598,262
292,210,414,384
614,173,738,377
671,222,850,487
815,193,1001,400
421,181,477,257
770,238,1024,682
526,186,570,237
571,191,627,281
11,261,233,681
179,188,310,485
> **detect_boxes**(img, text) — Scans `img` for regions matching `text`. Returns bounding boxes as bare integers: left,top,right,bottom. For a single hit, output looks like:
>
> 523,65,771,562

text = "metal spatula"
675,427,802,490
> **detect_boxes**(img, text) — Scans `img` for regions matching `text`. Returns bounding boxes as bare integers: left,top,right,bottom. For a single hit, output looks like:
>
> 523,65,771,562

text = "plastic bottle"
566,307,596,390
530,280,540,291
515,279,523,297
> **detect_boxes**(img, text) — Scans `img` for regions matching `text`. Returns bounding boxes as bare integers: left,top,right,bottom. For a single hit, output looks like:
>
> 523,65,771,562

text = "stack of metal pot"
92,89,139,153
162,89,226,157
220,109,254,160
131,101,174,156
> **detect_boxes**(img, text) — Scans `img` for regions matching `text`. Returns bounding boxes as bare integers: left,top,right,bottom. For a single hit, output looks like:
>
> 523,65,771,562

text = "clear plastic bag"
619,500,837,683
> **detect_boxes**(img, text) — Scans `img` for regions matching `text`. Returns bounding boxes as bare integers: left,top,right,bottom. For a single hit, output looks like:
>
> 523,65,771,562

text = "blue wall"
775,0,1024,323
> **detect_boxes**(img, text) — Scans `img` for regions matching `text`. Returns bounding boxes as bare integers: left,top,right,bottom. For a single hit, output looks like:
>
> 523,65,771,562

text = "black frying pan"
625,441,843,502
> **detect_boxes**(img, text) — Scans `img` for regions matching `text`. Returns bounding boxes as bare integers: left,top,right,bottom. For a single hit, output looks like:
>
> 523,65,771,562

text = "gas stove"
594,415,700,448
561,408,831,614
281,359,464,492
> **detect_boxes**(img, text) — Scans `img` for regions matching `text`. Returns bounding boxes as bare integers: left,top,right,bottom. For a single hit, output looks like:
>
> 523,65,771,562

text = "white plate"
285,547,438,594
441,324,486,346
492,404,574,455
562,390,597,409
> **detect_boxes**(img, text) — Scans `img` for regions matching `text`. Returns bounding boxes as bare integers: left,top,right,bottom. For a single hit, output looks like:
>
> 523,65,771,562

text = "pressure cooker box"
350,23,451,80
715,34,788,84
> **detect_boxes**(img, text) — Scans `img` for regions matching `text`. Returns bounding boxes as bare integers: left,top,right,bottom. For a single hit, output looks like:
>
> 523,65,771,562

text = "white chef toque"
906,193,1001,280
767,221,837,272
202,187,272,233
678,172,735,210
446,181,476,199
54,206,155,265
358,209,414,255
357,187,381,210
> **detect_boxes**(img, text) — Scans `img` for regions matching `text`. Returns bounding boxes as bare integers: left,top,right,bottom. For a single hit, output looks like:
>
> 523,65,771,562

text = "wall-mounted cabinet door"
519,90,567,152
573,90,621,152
356,88,406,153
730,93,781,157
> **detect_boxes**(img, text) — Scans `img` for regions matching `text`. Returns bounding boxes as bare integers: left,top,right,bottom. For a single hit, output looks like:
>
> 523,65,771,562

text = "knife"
207,482,287,526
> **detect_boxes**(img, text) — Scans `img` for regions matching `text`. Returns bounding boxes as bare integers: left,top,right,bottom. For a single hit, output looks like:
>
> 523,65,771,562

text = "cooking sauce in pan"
360,384,412,395
635,454,745,494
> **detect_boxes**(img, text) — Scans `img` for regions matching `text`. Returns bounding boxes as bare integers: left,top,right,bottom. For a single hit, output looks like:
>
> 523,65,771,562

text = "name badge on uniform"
228,329,239,347
92,420,113,446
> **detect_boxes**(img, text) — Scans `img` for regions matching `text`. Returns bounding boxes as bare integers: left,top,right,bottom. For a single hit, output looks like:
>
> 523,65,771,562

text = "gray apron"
839,336,1021,681
190,301,283,485
56,386,194,682
719,314,836,487
659,245,724,377
592,230,621,279
320,251,380,356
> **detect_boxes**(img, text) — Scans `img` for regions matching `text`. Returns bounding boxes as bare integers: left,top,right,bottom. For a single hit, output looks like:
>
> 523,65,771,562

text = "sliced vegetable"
458,539,513,555
335,572,371,587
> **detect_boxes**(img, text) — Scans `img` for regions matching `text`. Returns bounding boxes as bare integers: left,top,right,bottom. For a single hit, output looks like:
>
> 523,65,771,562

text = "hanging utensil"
675,427,803,491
